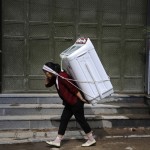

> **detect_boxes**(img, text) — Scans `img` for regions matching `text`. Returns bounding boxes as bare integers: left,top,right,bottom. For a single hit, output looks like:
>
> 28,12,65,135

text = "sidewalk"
0,132,150,150
0,127,150,145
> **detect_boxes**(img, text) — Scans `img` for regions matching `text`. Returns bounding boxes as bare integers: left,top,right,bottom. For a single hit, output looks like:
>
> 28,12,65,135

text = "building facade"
1,0,148,95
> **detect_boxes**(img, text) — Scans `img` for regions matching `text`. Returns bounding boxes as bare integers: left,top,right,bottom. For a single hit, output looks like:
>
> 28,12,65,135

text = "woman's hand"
45,77,49,85
80,98,89,104
76,91,89,103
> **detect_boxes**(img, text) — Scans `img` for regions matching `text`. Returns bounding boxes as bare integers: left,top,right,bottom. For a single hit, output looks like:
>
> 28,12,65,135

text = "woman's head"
42,62,61,77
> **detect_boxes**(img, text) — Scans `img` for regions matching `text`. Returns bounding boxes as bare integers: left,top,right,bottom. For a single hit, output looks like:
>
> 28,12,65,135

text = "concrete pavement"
1,127,150,144
0,136,150,150
0,128,150,150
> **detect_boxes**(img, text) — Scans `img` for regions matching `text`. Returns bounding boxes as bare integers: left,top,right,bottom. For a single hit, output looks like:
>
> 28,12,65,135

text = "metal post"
0,0,2,93
146,0,150,94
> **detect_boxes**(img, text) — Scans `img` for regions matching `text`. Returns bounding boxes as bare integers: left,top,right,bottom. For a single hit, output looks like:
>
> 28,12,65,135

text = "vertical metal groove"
24,0,30,92
0,0,2,92
120,0,127,92
51,0,55,62
146,0,150,94
75,0,79,40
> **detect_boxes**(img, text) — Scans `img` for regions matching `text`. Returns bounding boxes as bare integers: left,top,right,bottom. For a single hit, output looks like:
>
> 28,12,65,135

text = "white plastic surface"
60,38,113,105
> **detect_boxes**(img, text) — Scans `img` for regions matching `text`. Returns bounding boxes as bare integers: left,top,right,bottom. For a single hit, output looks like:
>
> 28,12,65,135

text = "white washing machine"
60,38,113,105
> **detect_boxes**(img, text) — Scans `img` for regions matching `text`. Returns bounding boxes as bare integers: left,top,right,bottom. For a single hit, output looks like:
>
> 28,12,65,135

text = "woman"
42,62,96,147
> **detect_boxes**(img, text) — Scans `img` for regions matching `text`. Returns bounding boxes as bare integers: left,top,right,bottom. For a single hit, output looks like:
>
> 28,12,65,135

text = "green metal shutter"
2,0,147,93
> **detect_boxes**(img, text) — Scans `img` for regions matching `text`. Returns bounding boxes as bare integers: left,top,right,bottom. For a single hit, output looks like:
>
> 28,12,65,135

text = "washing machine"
60,38,113,105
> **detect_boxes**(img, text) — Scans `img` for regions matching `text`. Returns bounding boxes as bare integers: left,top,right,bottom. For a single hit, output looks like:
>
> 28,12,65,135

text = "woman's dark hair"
45,62,61,73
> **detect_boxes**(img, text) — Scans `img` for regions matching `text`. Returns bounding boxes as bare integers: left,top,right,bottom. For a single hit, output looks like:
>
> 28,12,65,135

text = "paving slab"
0,137,150,150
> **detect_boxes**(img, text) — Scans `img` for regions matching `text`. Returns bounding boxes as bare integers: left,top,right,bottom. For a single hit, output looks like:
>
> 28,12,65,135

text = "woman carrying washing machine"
42,62,96,147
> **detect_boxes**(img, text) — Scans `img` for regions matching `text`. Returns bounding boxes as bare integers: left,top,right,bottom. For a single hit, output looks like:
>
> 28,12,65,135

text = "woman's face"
44,71,53,79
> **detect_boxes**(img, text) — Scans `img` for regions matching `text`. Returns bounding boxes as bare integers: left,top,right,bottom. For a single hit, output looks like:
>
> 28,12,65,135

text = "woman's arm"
76,91,87,103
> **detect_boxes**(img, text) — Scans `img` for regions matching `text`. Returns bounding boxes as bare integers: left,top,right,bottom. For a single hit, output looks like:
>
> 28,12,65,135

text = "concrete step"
1,128,150,144
0,94,148,104
0,94,149,132
0,103,149,116
0,94,62,104
0,129,86,143
0,114,150,130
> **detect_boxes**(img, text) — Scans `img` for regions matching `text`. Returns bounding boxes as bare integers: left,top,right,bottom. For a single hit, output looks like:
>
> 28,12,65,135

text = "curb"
105,134,150,139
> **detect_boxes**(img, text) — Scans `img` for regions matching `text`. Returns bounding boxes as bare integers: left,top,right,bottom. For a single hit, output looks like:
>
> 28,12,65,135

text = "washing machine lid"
60,38,93,57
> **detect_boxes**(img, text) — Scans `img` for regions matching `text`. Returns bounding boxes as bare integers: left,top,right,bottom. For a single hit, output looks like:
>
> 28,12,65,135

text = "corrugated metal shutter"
2,0,147,93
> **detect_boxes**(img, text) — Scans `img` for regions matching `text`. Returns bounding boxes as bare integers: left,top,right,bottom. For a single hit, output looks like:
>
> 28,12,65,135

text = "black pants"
58,100,91,135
